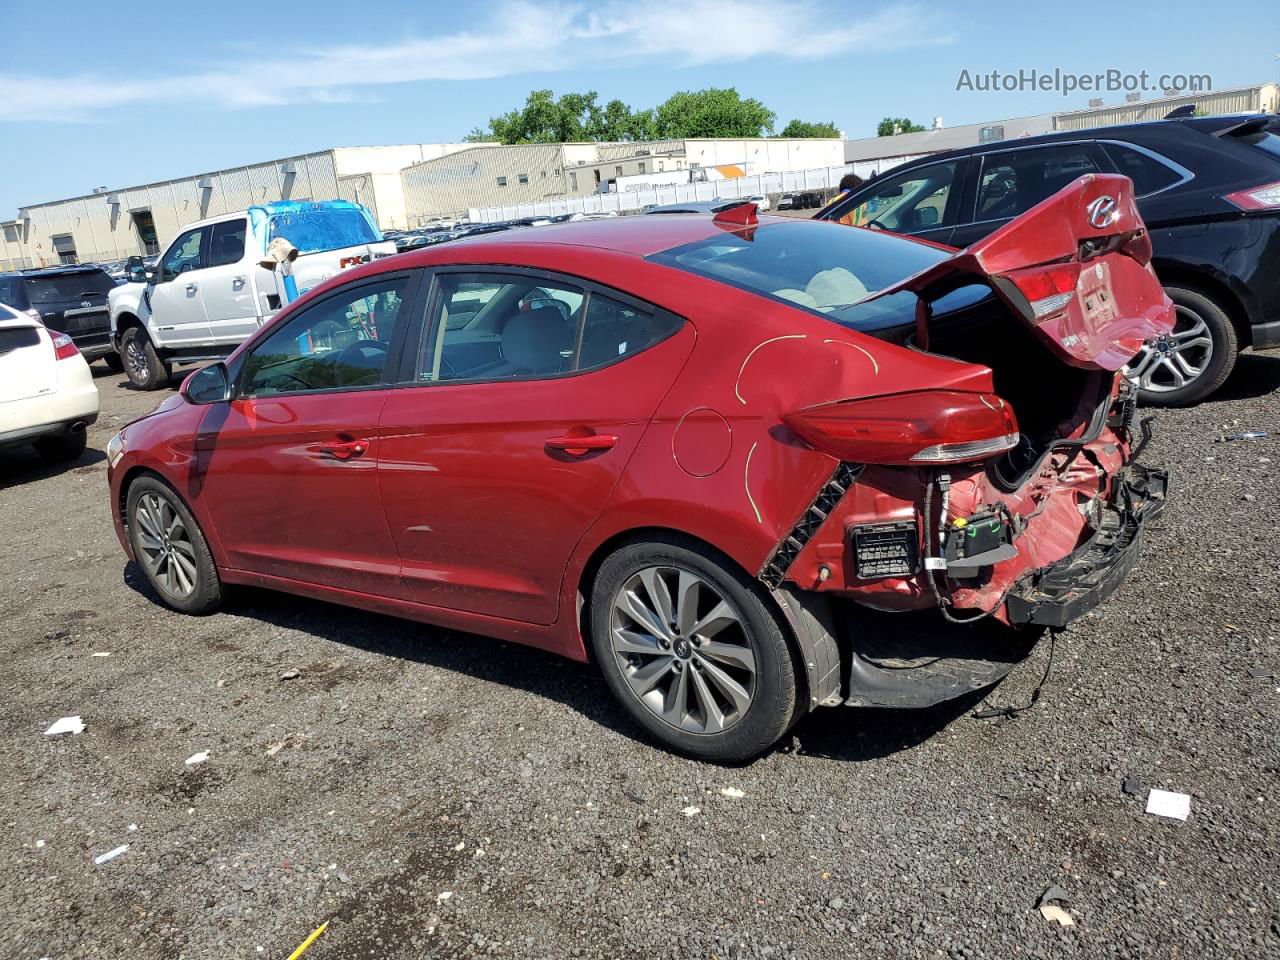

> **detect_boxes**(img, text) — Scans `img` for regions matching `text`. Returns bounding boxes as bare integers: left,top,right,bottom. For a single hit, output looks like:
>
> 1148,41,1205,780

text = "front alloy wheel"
610,566,757,734
126,476,223,614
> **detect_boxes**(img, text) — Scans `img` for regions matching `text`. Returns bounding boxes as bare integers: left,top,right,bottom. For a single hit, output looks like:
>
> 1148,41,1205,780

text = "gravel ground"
1,358,1278,960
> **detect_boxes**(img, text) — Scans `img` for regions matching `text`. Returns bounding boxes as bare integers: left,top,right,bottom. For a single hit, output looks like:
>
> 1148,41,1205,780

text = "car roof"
871,113,1268,171
401,212,786,260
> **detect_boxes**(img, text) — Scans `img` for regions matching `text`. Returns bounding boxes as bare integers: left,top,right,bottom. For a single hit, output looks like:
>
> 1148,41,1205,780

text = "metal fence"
466,164,857,222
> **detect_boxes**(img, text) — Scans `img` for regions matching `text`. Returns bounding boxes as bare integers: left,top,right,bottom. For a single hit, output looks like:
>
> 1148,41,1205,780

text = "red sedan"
106,174,1172,761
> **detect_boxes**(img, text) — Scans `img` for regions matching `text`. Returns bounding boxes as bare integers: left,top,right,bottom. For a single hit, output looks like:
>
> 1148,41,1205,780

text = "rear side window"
23,270,115,304
0,278,21,307
976,145,1100,221
207,219,247,268
834,162,958,231
1101,143,1184,195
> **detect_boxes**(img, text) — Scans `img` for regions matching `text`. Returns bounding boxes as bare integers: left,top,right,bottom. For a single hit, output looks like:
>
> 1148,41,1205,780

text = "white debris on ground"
1146,789,1192,821
44,716,85,737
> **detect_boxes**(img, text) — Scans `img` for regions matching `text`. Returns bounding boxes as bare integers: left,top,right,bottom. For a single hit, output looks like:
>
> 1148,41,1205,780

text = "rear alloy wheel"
590,537,797,762
126,476,222,614
121,326,172,391
1125,286,1237,406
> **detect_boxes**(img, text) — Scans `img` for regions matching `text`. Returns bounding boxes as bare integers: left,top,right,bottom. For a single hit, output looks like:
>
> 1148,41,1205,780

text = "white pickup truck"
108,200,396,389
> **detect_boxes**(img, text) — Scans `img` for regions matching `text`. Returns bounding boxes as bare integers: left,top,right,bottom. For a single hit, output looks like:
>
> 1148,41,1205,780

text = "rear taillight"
1010,264,1080,319
783,390,1020,466
51,331,80,360
1224,180,1280,211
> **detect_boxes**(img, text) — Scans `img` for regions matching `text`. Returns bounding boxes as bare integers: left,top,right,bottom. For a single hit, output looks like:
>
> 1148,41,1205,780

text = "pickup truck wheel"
121,327,172,391
590,536,798,763
1126,286,1238,407
101,352,124,373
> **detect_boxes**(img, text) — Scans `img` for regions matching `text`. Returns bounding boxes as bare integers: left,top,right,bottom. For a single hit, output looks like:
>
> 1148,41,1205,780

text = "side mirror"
129,266,149,283
183,362,230,405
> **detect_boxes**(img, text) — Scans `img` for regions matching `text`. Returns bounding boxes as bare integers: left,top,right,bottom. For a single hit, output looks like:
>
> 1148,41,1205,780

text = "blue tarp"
247,200,382,256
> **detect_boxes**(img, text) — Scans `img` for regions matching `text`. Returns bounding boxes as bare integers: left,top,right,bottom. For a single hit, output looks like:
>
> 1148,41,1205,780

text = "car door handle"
232,275,247,288
186,283,198,294
545,433,618,456
315,439,369,461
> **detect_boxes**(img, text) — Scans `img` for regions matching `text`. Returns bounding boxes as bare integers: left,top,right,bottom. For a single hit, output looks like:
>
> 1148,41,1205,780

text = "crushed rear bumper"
1005,464,1166,627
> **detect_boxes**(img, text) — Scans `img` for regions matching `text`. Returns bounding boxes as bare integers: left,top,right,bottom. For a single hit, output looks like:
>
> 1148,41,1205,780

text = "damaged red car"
106,173,1171,761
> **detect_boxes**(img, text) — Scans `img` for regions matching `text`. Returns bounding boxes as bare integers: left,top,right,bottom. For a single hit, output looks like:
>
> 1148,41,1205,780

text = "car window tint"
207,219,247,268
836,162,957,232
1101,143,1184,195
578,294,681,369
418,273,585,383
0,278,19,305
976,145,1100,221
162,227,206,280
242,277,409,396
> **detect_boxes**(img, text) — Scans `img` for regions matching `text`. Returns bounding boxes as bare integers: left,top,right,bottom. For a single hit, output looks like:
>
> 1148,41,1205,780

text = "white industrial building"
2,144,473,271
401,138,845,223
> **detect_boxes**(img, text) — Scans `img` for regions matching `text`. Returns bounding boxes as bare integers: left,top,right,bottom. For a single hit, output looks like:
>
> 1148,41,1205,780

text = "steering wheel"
864,219,887,230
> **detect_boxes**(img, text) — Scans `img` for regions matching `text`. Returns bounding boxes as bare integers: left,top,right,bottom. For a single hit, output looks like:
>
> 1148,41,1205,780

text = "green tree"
653,88,775,139
778,119,841,138
877,117,927,136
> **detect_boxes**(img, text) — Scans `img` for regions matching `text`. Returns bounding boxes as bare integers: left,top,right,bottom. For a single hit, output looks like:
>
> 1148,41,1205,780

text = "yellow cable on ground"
286,920,330,960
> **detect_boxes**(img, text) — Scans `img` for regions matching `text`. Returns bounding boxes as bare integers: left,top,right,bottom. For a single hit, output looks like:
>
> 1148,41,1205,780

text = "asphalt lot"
1,356,1278,960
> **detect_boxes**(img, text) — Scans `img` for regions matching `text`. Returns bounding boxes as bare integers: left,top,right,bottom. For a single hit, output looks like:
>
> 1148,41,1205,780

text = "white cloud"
0,0,951,123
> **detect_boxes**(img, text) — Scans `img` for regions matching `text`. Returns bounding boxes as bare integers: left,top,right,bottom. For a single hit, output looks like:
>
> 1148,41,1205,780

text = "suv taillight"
51,331,79,360
783,390,1020,466
1224,180,1280,211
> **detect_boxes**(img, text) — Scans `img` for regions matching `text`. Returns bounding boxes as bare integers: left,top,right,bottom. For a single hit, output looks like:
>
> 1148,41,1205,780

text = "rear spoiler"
861,173,1174,370
1212,115,1280,139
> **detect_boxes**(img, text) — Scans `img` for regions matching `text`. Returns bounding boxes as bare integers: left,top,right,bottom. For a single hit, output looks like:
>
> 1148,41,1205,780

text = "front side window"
242,276,409,396
207,218,247,268
161,227,206,281
417,272,679,383
976,145,1100,221
1101,143,1184,195
834,162,957,232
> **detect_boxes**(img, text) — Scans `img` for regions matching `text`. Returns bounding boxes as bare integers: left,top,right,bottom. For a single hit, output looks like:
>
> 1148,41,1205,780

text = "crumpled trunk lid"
867,173,1175,368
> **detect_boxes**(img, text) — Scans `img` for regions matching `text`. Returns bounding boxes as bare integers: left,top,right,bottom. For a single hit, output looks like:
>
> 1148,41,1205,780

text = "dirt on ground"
1,358,1278,959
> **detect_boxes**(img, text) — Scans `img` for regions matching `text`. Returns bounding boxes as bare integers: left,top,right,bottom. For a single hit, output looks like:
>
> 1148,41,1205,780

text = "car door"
948,142,1108,248
194,270,423,597
200,217,265,345
377,268,693,625
825,160,966,245
146,225,213,346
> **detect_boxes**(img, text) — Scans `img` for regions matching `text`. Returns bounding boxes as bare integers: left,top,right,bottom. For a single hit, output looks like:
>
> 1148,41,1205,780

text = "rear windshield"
648,220,952,332
267,208,381,255
23,270,115,304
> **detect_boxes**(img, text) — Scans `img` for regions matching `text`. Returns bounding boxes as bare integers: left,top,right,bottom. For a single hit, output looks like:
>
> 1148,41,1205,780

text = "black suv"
820,114,1280,405
0,266,121,369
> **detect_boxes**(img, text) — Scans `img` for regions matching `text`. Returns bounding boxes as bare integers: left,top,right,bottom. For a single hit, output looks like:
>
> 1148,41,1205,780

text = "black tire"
33,431,87,464
101,352,125,372
125,475,223,614
1133,286,1238,407
121,326,172,391
589,535,798,762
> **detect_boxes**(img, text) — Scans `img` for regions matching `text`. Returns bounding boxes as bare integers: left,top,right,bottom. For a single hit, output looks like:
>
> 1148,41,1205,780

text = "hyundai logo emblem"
1087,195,1118,230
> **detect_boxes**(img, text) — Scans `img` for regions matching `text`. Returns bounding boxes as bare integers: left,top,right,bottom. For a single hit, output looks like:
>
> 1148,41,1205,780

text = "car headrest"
501,305,573,373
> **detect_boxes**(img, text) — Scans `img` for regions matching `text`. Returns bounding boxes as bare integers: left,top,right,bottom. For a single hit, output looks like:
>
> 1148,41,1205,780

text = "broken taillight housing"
1007,263,1081,319
783,390,1019,466
1224,180,1280,211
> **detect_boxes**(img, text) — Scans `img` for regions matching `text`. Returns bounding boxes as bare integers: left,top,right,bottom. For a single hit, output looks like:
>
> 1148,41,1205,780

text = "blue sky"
2,0,1277,216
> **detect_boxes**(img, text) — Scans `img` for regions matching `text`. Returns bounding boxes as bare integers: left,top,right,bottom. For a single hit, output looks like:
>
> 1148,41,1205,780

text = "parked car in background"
748,194,772,212
777,190,828,210
819,114,1280,405
0,302,100,463
0,265,119,369
107,178,1168,761
108,200,396,389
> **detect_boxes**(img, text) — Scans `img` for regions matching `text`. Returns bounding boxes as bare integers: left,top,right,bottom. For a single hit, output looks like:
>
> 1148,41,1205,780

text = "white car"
748,194,772,212
109,200,396,390
0,302,100,463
